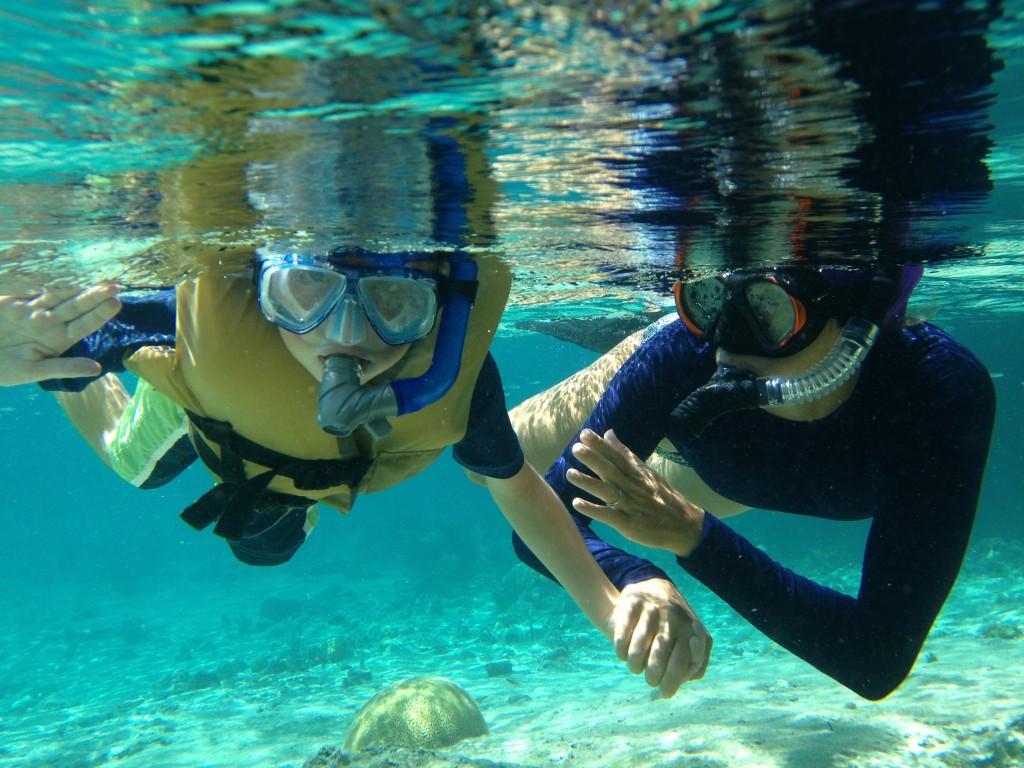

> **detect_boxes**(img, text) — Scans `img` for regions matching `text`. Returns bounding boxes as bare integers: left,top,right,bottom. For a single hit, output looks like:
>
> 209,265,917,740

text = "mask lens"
675,277,726,335
259,264,347,333
358,276,437,345
744,280,799,346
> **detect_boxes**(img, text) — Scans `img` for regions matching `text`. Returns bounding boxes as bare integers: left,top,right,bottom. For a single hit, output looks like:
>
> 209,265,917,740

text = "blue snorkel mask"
257,252,440,346
255,248,478,439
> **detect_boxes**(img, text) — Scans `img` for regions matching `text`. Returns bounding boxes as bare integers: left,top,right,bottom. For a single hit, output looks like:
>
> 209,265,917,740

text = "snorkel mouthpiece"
317,356,398,440
673,317,880,437
671,365,759,436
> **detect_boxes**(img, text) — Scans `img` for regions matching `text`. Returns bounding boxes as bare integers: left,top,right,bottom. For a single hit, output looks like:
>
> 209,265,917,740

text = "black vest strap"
180,411,372,542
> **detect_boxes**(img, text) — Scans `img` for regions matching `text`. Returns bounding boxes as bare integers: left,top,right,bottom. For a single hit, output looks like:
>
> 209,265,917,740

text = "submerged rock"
343,676,488,751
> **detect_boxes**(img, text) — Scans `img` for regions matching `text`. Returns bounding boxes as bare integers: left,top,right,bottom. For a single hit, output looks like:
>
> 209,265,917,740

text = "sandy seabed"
2,537,1023,768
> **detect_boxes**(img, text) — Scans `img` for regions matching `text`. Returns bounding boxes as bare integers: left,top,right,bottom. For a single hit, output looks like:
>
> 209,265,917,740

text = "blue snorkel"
317,258,479,439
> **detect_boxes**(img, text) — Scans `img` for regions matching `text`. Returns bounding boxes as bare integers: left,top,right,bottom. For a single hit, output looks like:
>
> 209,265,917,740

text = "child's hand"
609,577,711,698
0,283,121,385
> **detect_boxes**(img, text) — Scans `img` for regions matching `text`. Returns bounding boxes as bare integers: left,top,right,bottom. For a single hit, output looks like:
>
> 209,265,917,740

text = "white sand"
2,538,1022,768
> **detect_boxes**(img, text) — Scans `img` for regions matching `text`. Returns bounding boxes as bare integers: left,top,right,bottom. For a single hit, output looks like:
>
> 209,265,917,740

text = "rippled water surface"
1,0,1022,322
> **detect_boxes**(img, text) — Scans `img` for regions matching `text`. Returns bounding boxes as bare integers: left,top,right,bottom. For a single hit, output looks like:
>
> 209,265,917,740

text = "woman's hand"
0,284,121,386
609,577,711,698
567,428,705,558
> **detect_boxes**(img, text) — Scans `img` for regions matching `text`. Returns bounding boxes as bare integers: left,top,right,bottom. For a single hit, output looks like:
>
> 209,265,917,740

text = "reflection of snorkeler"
511,262,995,699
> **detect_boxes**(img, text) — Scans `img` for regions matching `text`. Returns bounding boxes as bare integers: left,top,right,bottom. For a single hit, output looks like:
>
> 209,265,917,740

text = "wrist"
671,502,706,559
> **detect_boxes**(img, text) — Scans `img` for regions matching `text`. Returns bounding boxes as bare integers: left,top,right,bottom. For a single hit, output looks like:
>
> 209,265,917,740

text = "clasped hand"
607,577,711,698
0,284,121,386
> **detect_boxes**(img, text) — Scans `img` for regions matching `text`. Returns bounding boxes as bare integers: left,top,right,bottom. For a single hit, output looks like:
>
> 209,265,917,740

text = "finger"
643,625,672,690
582,428,644,470
24,357,103,383
626,606,657,675
572,437,631,488
572,497,627,529
688,622,712,680
63,296,122,344
604,429,632,455
47,283,120,323
657,635,694,699
25,286,82,311
0,289,43,308
566,465,605,493
566,467,622,509
610,593,643,663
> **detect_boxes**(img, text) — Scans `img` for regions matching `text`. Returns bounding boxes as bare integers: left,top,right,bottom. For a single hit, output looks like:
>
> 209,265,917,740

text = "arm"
536,320,715,588
458,352,711,696
684,333,994,699
38,287,177,392
1,284,191,484
486,464,620,633
575,327,996,699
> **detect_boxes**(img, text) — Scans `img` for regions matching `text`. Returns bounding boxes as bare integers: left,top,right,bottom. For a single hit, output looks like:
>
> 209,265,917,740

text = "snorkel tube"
317,258,479,439
672,265,917,436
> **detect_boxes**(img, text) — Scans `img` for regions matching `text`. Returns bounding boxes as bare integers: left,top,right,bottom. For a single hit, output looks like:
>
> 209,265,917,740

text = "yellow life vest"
126,256,511,522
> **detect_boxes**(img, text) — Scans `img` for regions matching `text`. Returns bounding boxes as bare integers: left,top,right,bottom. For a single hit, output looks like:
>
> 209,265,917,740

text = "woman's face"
278,320,410,383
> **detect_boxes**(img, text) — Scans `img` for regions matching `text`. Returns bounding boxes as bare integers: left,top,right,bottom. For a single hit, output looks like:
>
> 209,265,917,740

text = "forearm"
53,374,132,468
513,515,670,590
680,514,939,699
488,464,619,636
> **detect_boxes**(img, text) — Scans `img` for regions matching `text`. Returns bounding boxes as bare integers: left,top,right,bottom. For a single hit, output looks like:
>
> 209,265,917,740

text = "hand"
0,284,121,386
567,428,705,557
610,578,711,698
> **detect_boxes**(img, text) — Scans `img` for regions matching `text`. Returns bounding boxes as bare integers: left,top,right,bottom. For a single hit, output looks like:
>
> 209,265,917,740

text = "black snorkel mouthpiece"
670,365,760,437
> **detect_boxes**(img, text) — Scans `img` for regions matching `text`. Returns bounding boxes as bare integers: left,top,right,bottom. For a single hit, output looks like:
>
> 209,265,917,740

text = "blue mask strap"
391,259,478,415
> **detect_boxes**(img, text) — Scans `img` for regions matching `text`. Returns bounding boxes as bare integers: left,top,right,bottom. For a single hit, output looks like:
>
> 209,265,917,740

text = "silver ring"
607,487,623,509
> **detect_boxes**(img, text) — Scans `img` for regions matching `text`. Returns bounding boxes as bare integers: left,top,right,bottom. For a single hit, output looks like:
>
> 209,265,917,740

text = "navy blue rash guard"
43,290,524,481
519,317,994,699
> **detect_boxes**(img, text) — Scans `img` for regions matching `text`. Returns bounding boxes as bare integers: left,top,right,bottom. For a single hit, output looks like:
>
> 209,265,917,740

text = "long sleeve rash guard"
525,318,995,699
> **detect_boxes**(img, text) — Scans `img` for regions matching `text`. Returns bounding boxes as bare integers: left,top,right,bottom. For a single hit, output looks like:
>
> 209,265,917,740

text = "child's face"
278,321,410,383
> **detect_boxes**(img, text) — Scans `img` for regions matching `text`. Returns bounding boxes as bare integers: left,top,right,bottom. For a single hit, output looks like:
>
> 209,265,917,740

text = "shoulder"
876,321,995,425
612,315,716,393
894,322,991,391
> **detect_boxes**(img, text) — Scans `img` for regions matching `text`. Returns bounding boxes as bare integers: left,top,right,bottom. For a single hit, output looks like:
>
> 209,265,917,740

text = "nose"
323,294,367,346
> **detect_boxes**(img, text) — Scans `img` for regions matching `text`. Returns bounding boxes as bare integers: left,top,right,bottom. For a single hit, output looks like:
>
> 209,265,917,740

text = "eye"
283,269,339,309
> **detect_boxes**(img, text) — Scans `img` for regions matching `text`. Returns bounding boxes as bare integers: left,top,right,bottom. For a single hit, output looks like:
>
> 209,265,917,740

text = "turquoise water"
2,1,1024,766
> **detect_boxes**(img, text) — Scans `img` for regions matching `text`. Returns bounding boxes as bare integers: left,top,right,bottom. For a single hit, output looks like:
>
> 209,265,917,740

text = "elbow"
841,652,917,701
850,673,907,702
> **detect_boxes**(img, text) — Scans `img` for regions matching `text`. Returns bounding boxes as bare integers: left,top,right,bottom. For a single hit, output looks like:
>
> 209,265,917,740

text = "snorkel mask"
255,249,478,439
671,264,922,435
